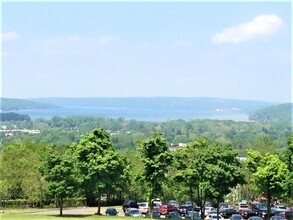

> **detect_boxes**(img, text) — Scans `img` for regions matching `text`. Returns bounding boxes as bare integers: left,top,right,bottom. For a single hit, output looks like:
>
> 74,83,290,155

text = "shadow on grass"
52,214,94,218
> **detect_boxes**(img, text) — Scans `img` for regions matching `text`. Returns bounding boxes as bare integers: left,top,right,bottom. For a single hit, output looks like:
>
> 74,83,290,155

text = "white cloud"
1,31,18,42
212,14,283,44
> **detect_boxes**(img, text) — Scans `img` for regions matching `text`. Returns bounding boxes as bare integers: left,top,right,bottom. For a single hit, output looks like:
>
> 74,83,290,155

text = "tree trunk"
148,190,154,219
216,199,220,220
97,194,101,215
39,184,43,208
59,198,63,216
267,182,271,220
190,185,194,220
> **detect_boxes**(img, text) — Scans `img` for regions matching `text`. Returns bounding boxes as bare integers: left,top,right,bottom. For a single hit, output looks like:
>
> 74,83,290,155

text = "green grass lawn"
0,215,138,220
0,208,147,220
0,213,146,220
0,215,134,220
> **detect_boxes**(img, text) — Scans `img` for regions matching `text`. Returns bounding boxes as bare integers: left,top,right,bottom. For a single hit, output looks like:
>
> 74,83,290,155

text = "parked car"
239,209,258,219
206,213,224,220
168,200,180,208
231,214,244,220
220,208,239,218
179,204,193,216
219,202,229,209
122,200,139,213
153,198,162,206
105,207,118,216
270,216,286,220
205,207,217,217
239,203,249,211
138,202,149,214
125,208,143,217
151,210,161,219
273,206,288,212
256,207,268,219
186,211,201,220
158,204,178,215
185,201,197,206
252,203,266,212
274,210,293,220
166,211,182,219
256,207,275,219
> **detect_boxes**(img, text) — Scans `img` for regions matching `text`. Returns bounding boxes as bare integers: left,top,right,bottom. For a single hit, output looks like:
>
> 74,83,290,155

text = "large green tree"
203,142,245,217
0,141,51,206
174,138,245,219
137,132,172,216
40,146,76,216
282,134,293,202
74,128,130,214
247,151,288,220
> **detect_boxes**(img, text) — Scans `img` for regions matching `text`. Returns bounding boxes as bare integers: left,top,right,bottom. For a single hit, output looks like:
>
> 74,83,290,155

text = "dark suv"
122,200,139,213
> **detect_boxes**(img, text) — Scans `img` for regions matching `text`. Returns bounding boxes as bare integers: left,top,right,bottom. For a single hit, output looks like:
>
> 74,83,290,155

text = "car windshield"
277,206,286,210
131,209,139,214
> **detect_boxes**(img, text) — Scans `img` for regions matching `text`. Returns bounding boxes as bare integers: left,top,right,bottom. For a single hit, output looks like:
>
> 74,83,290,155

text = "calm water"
10,106,250,122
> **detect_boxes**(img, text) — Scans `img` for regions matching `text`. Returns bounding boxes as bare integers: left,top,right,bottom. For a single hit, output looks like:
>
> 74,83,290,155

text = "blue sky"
1,1,291,102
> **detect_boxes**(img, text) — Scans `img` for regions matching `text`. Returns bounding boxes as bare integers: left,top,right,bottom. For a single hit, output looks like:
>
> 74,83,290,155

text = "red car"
158,204,178,215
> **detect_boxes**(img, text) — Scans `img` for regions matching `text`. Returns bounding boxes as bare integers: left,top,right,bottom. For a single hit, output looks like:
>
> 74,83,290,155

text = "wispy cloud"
212,14,283,44
41,34,118,55
1,31,18,42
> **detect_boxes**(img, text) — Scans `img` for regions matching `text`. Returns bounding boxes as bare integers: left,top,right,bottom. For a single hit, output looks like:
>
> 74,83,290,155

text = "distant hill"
0,112,31,121
0,97,58,111
249,103,293,122
29,97,273,114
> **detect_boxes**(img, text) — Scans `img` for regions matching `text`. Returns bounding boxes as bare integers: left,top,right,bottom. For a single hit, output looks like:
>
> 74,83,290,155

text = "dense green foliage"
1,116,291,156
137,133,172,213
74,128,130,213
245,151,289,220
249,103,293,122
173,139,245,218
0,129,293,213
40,147,76,215
1,112,293,214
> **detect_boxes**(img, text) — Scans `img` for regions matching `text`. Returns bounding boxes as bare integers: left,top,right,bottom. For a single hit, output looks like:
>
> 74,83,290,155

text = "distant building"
168,143,187,151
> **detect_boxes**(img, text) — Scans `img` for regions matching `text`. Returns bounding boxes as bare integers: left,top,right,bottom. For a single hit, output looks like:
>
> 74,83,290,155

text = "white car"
153,198,162,206
205,207,216,216
273,205,288,211
138,202,149,214
206,213,224,220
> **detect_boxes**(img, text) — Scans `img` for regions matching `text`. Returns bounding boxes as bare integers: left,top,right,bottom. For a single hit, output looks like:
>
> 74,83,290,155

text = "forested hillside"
0,112,31,121
0,97,58,110
249,103,293,122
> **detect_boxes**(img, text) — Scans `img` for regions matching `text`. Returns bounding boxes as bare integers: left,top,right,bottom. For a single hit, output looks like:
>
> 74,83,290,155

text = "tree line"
0,127,292,219
1,116,291,156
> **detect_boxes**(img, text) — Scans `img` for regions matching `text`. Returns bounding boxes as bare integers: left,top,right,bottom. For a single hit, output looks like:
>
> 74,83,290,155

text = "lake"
10,106,250,122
